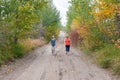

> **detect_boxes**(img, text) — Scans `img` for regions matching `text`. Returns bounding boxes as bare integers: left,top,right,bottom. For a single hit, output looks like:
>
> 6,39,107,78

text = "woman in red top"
64,36,71,55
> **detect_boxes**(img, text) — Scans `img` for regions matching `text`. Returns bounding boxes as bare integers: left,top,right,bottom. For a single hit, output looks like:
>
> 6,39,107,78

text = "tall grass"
95,44,120,74
20,39,46,53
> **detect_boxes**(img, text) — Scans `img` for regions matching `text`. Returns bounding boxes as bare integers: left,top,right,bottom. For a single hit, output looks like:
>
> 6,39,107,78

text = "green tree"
0,0,47,62
40,3,61,41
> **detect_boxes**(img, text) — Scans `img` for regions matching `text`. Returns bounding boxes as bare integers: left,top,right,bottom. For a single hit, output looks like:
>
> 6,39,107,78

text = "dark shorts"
65,45,70,52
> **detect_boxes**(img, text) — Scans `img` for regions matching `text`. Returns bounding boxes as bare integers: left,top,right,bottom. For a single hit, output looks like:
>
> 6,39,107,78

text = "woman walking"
64,36,71,55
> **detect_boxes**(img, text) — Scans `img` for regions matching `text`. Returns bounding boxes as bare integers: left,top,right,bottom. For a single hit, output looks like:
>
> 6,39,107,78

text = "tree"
0,0,47,44
67,0,120,49
0,0,47,56
40,3,61,41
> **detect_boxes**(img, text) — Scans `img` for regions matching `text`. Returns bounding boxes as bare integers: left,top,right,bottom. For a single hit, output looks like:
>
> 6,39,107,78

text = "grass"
95,44,120,74
20,38,46,53
82,43,120,74
0,52,14,65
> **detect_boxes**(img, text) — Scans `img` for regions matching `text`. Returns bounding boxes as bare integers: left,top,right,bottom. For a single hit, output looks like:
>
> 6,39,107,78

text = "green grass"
0,52,14,65
95,44,120,74
82,43,120,74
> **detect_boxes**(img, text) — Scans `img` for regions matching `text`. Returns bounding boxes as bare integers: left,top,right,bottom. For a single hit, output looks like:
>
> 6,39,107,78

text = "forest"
67,0,120,74
0,0,61,64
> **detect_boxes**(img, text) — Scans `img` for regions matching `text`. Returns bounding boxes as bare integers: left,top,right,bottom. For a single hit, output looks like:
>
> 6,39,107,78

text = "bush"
0,39,45,66
11,43,25,58
0,54,5,65
0,52,14,65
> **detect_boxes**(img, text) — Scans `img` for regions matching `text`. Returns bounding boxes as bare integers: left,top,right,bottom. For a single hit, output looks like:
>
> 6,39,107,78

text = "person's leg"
65,46,67,54
52,46,53,54
53,46,55,55
68,46,70,52
66,46,69,55
66,46,70,55
69,46,70,52
52,46,55,55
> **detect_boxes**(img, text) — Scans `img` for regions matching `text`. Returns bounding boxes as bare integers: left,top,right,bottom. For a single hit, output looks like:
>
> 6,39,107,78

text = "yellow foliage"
71,19,80,30
71,18,91,39
115,39,120,48
78,26,90,40
18,1,34,11
115,4,120,16
91,0,116,22
70,18,94,49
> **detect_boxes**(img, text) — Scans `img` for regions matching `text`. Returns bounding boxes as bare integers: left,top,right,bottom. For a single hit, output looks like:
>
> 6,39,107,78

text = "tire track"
40,70,46,80
59,68,63,80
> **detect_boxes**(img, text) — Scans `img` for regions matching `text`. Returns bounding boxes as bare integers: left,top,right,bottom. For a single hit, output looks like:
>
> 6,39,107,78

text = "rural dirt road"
0,31,119,80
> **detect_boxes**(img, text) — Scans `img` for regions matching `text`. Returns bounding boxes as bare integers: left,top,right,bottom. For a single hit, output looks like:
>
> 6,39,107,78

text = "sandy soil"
0,31,119,80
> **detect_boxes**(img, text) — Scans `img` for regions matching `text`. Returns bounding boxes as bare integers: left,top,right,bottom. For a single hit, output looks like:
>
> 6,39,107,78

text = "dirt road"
0,31,118,80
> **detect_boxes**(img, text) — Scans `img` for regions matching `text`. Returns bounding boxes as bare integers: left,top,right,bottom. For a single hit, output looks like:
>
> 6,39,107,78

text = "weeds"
95,44,120,73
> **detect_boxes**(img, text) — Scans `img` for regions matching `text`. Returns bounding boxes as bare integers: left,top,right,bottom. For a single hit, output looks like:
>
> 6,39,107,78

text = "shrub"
11,43,25,58
0,39,45,65
0,54,5,65
0,52,14,65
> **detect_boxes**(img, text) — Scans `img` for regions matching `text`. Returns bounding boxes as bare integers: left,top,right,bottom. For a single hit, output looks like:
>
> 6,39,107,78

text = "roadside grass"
0,52,13,65
20,38,46,53
0,39,46,65
94,44,120,74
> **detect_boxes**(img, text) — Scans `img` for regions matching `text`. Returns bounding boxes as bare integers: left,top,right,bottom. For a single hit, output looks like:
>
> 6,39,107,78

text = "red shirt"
65,38,70,46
